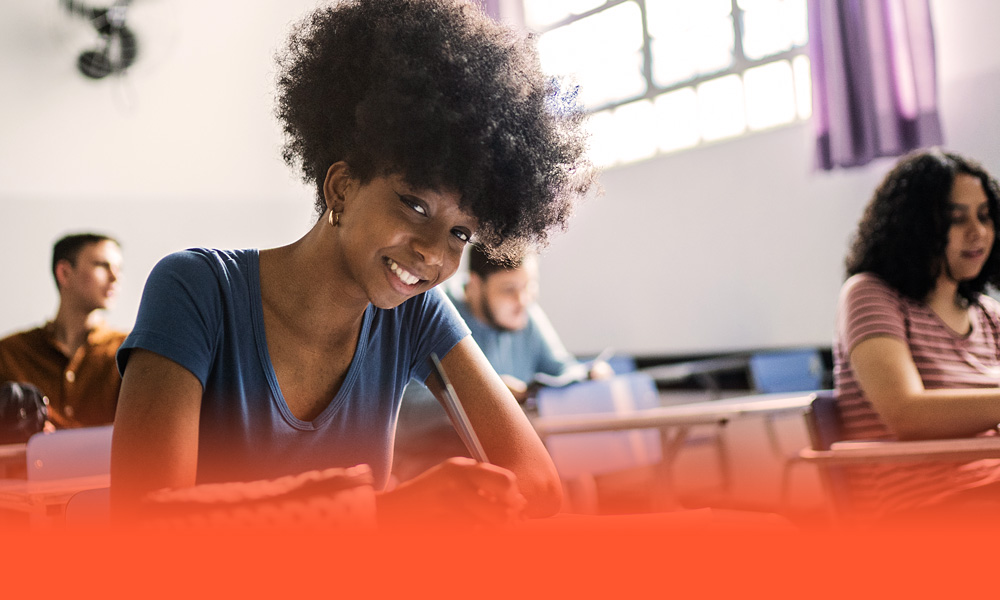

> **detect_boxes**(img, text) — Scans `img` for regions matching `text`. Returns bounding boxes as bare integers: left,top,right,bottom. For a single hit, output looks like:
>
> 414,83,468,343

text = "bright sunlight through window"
525,0,812,168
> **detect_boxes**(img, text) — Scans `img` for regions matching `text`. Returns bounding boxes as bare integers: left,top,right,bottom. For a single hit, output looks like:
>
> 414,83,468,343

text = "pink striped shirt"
833,273,1000,516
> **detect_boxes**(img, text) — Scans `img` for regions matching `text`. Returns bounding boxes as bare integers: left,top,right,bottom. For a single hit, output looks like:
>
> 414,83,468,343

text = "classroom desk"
531,391,817,509
0,442,26,479
0,474,109,528
531,391,816,435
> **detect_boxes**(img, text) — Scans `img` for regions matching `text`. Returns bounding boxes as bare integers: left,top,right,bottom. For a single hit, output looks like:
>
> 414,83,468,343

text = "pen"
429,352,490,463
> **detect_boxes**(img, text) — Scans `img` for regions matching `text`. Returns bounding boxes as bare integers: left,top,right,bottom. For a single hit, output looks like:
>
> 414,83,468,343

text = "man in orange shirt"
0,233,127,428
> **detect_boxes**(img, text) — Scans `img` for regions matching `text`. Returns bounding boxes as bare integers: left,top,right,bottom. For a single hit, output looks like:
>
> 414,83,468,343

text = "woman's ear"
323,161,353,214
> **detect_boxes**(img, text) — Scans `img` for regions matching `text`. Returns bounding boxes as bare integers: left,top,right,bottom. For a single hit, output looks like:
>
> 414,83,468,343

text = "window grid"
527,0,810,165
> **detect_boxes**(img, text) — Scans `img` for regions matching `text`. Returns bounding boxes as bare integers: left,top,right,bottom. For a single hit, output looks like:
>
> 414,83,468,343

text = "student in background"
456,244,613,402
111,0,594,527
0,233,125,428
834,149,1000,521
393,244,612,483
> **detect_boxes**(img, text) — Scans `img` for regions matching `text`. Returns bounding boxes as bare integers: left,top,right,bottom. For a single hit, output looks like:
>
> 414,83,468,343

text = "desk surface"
531,391,817,436
0,474,109,512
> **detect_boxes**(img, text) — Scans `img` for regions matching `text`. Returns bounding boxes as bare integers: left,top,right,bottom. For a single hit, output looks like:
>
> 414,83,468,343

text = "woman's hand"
375,457,527,529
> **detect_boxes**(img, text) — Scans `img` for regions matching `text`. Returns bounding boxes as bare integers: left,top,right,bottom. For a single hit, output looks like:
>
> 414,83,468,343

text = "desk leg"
714,420,732,499
653,426,692,512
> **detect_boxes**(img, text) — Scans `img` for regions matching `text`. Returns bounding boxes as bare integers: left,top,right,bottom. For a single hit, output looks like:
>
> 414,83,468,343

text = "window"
523,0,811,167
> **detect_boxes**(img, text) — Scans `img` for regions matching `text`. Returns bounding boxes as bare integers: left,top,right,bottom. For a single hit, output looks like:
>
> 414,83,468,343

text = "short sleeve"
116,250,225,387
406,287,471,383
837,274,908,355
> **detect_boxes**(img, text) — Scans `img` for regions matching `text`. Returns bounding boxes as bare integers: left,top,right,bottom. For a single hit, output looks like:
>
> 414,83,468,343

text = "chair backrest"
749,349,824,393
803,391,855,515
536,372,661,479
604,354,637,375
26,425,113,481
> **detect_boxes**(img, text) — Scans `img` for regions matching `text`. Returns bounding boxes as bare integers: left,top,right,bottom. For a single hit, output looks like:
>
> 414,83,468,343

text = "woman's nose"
412,231,446,266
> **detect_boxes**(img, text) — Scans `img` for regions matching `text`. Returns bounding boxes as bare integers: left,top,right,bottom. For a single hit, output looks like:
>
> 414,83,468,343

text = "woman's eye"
452,229,470,243
400,195,427,215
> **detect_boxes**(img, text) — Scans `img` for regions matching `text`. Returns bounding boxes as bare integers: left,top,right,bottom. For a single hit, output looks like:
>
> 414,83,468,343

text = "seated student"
110,0,594,527
393,245,612,481
834,149,1000,521
0,233,126,428
456,244,613,402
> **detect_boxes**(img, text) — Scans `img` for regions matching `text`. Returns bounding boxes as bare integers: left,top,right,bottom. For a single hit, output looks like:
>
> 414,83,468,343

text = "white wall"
535,0,1000,355
0,1,319,335
1,0,998,357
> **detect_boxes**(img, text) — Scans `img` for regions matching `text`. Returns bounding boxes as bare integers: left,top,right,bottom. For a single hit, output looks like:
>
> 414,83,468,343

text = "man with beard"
452,245,611,402
392,245,611,482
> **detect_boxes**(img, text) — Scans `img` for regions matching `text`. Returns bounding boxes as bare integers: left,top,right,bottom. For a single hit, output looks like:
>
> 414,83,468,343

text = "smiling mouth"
385,258,421,286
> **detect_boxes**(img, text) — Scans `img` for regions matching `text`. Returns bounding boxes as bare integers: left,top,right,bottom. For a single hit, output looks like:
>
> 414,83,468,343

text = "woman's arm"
110,349,203,519
851,336,1000,440
426,336,562,517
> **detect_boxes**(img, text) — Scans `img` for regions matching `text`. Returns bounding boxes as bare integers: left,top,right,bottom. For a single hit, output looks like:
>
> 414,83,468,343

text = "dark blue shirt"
118,248,469,489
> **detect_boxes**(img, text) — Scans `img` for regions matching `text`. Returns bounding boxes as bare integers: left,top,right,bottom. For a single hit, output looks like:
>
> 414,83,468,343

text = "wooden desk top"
531,391,817,436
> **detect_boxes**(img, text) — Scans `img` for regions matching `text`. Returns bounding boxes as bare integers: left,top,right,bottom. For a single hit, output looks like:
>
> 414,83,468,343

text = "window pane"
524,0,608,30
792,54,812,119
648,0,735,87
744,60,796,130
609,100,659,164
740,0,809,60
584,110,620,168
654,88,700,152
697,75,746,141
537,2,645,108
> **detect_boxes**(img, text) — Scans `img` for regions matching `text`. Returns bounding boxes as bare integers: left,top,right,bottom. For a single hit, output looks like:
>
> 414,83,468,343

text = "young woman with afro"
111,0,594,528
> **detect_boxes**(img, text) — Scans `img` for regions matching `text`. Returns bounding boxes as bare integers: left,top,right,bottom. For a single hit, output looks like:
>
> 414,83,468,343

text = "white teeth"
387,259,419,285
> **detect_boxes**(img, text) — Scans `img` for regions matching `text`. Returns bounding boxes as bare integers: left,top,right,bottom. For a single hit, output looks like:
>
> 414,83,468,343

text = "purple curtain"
808,0,943,170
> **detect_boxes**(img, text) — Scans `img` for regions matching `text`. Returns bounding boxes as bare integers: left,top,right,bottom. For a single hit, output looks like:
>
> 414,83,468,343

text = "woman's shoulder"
156,247,255,267
975,292,1000,319
152,248,257,278
840,272,905,306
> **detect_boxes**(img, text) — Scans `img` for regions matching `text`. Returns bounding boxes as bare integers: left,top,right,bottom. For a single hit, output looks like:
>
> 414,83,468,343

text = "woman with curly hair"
111,0,593,527
835,149,1000,520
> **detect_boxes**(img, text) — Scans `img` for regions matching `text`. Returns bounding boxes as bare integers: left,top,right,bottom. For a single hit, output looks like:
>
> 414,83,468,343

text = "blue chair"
536,372,662,513
746,349,827,512
598,354,637,375
26,425,113,481
749,348,824,393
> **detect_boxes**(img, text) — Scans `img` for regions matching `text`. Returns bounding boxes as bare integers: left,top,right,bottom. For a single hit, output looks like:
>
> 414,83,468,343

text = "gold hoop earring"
328,211,340,227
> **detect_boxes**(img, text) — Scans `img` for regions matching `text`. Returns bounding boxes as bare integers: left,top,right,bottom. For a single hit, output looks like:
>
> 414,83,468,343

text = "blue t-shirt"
117,248,469,489
449,293,577,383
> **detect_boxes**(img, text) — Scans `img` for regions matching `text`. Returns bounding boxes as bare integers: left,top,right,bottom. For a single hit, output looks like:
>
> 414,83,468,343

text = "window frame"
520,0,811,162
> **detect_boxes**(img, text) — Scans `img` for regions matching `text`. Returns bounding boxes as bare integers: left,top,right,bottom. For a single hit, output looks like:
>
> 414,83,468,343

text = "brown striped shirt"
833,273,1000,516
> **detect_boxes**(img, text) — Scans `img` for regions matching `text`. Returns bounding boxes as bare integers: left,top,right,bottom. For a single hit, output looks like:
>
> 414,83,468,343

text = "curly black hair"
274,0,595,261
845,149,1000,303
